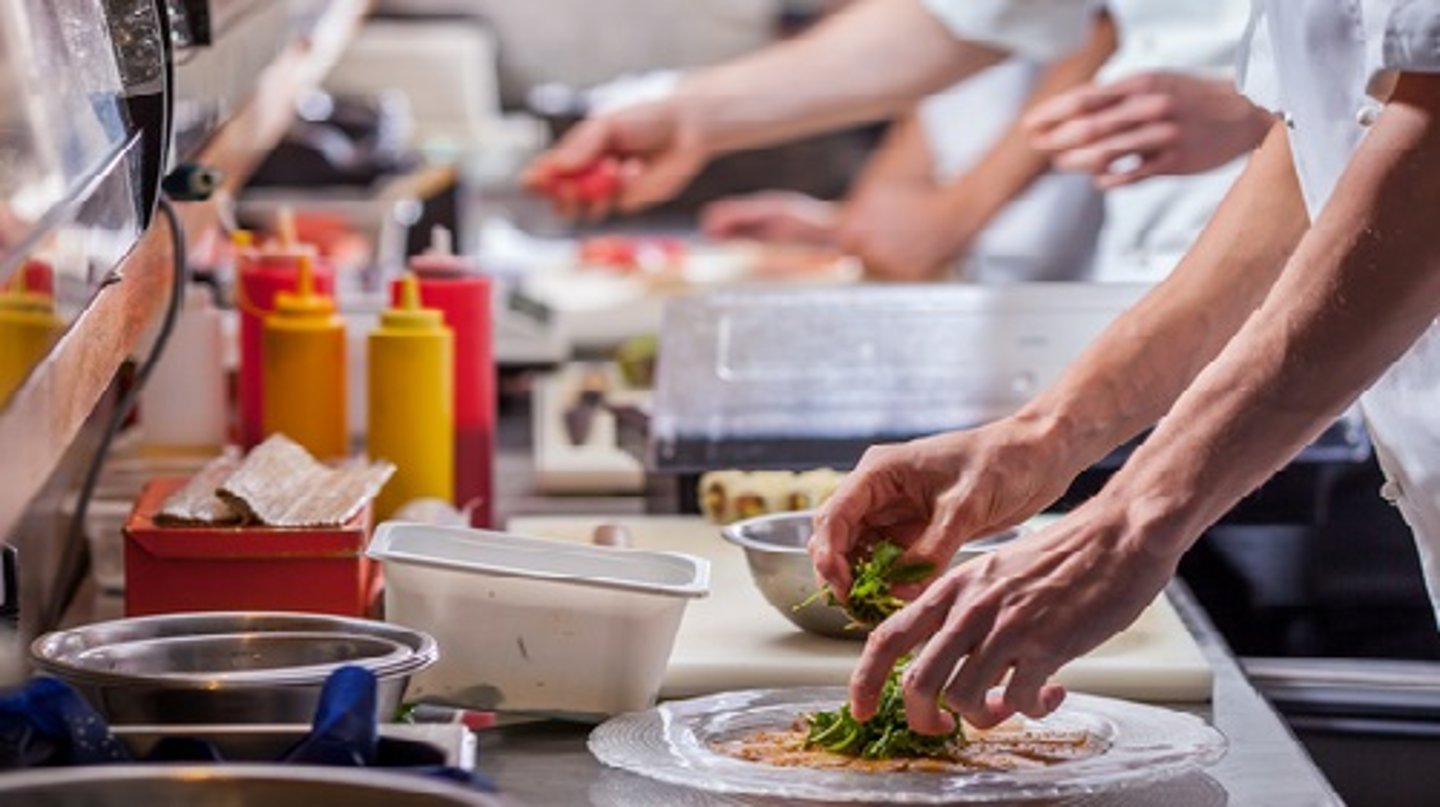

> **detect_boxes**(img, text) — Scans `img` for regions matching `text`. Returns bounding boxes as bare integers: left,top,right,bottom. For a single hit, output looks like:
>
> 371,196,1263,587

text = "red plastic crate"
123,478,380,617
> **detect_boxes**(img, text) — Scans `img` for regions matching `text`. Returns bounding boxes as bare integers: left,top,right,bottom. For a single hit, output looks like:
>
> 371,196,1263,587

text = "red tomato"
536,158,622,203
573,159,621,202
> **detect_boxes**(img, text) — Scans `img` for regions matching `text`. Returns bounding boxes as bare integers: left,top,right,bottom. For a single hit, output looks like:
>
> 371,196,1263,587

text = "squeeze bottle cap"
0,272,54,314
381,273,445,330
273,254,335,317
410,226,472,277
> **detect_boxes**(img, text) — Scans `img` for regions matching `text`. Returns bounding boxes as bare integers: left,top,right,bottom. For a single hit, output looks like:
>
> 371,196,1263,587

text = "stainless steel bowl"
0,765,508,806
721,510,1021,639
31,612,438,724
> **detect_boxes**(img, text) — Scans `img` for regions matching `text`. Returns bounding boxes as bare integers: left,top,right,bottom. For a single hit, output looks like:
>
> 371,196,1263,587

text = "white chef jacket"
922,0,1256,283
918,61,1104,283
1238,0,1440,624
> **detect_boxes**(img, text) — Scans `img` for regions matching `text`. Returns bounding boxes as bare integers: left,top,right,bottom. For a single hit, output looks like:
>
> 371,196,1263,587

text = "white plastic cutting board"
508,515,1212,703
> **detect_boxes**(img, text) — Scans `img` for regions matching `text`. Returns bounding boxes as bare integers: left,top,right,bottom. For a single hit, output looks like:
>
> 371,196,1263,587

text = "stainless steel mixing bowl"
721,510,1021,639
31,612,438,724
0,765,509,806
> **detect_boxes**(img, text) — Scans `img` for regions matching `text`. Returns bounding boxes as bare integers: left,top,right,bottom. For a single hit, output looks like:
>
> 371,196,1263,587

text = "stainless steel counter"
469,581,1340,806
42,395,1343,805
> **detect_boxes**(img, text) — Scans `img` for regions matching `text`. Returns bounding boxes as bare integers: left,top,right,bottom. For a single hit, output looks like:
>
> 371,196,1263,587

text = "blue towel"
0,677,131,768
0,669,497,794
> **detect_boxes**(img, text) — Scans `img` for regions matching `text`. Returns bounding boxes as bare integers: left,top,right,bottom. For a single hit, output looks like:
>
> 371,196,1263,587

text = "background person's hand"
847,493,1186,734
808,415,1086,600
835,184,975,281
700,191,839,245
523,97,710,219
1023,72,1274,189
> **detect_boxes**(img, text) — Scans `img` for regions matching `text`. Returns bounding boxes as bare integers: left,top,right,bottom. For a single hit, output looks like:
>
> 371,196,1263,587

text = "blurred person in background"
529,0,1274,286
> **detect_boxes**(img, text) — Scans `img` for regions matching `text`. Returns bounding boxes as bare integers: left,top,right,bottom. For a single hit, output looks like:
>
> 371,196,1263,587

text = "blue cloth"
0,669,497,794
0,677,131,768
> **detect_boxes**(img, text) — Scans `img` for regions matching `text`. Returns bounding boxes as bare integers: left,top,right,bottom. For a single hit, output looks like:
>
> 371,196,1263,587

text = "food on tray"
578,235,687,275
798,540,932,629
714,651,1094,772
698,468,845,525
715,660,1098,772
716,716,1098,773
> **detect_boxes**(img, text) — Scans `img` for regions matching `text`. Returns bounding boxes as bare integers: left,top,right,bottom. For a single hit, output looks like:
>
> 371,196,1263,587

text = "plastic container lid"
367,523,710,599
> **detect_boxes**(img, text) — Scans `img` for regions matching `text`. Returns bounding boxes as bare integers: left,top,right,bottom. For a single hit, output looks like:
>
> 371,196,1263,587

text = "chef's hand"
809,417,1085,599
851,494,1185,733
1023,72,1274,189
523,98,710,219
700,191,839,245
834,184,973,281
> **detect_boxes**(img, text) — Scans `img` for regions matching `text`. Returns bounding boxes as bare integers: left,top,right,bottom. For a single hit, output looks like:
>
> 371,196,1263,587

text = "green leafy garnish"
798,541,934,629
803,657,964,758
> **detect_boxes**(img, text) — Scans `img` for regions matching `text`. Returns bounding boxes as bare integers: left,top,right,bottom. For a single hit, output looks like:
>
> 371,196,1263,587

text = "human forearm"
934,14,1118,240
677,0,1005,155
1103,74,1440,542
1015,123,1309,470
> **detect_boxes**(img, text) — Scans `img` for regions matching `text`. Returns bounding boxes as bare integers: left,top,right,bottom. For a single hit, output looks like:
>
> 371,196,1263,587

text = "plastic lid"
381,273,444,330
273,254,335,317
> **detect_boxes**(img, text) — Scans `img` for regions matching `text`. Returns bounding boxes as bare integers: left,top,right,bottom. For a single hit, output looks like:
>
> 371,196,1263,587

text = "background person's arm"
527,0,1013,215
839,14,1117,279
851,73,1440,735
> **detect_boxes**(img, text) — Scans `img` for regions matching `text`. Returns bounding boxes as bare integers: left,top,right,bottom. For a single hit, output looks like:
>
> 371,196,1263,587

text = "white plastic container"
366,523,709,719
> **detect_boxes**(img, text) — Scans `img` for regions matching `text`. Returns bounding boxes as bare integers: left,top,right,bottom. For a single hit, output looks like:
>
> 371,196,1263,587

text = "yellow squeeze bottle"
262,254,349,459
368,273,454,519
0,276,61,402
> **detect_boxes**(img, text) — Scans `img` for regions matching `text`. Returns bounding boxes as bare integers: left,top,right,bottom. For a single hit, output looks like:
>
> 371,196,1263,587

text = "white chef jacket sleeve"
1236,4,1281,113
920,0,1102,63
1365,0,1440,96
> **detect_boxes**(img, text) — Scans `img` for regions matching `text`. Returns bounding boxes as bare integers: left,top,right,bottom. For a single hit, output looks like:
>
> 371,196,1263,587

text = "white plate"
589,687,1226,803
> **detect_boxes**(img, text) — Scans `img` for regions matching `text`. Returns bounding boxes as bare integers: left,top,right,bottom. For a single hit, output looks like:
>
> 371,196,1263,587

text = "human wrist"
1010,393,1122,478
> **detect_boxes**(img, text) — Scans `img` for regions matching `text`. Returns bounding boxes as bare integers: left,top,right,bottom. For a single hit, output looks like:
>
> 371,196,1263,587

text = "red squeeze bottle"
392,227,494,528
235,232,337,449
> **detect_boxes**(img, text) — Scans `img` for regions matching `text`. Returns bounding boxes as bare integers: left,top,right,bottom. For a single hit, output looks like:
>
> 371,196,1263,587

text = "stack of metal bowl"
721,510,1022,639
30,612,437,724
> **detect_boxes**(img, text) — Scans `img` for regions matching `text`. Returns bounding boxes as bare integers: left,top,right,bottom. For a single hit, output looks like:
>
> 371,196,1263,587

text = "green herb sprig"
803,657,964,758
799,541,934,629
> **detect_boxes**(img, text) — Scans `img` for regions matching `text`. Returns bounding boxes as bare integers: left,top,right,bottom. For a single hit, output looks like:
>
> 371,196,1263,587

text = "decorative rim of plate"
589,687,1227,804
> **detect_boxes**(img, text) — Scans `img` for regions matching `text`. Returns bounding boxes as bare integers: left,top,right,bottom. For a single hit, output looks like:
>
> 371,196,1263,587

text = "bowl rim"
720,510,1027,556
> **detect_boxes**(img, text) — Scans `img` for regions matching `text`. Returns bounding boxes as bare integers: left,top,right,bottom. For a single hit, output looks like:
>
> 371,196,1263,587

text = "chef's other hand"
851,495,1183,733
700,191,839,245
523,98,709,220
1023,72,1273,189
808,417,1084,600
835,185,973,281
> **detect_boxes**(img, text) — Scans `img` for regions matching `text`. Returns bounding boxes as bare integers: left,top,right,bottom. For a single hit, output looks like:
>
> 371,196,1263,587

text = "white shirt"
1239,0,1440,623
919,61,1104,283
922,0,1256,283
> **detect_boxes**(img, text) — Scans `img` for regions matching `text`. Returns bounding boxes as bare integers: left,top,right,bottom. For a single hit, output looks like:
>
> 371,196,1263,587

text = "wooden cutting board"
508,515,1212,703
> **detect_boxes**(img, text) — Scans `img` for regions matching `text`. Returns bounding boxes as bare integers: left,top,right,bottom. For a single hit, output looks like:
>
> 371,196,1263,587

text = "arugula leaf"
797,540,934,629
802,656,964,759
